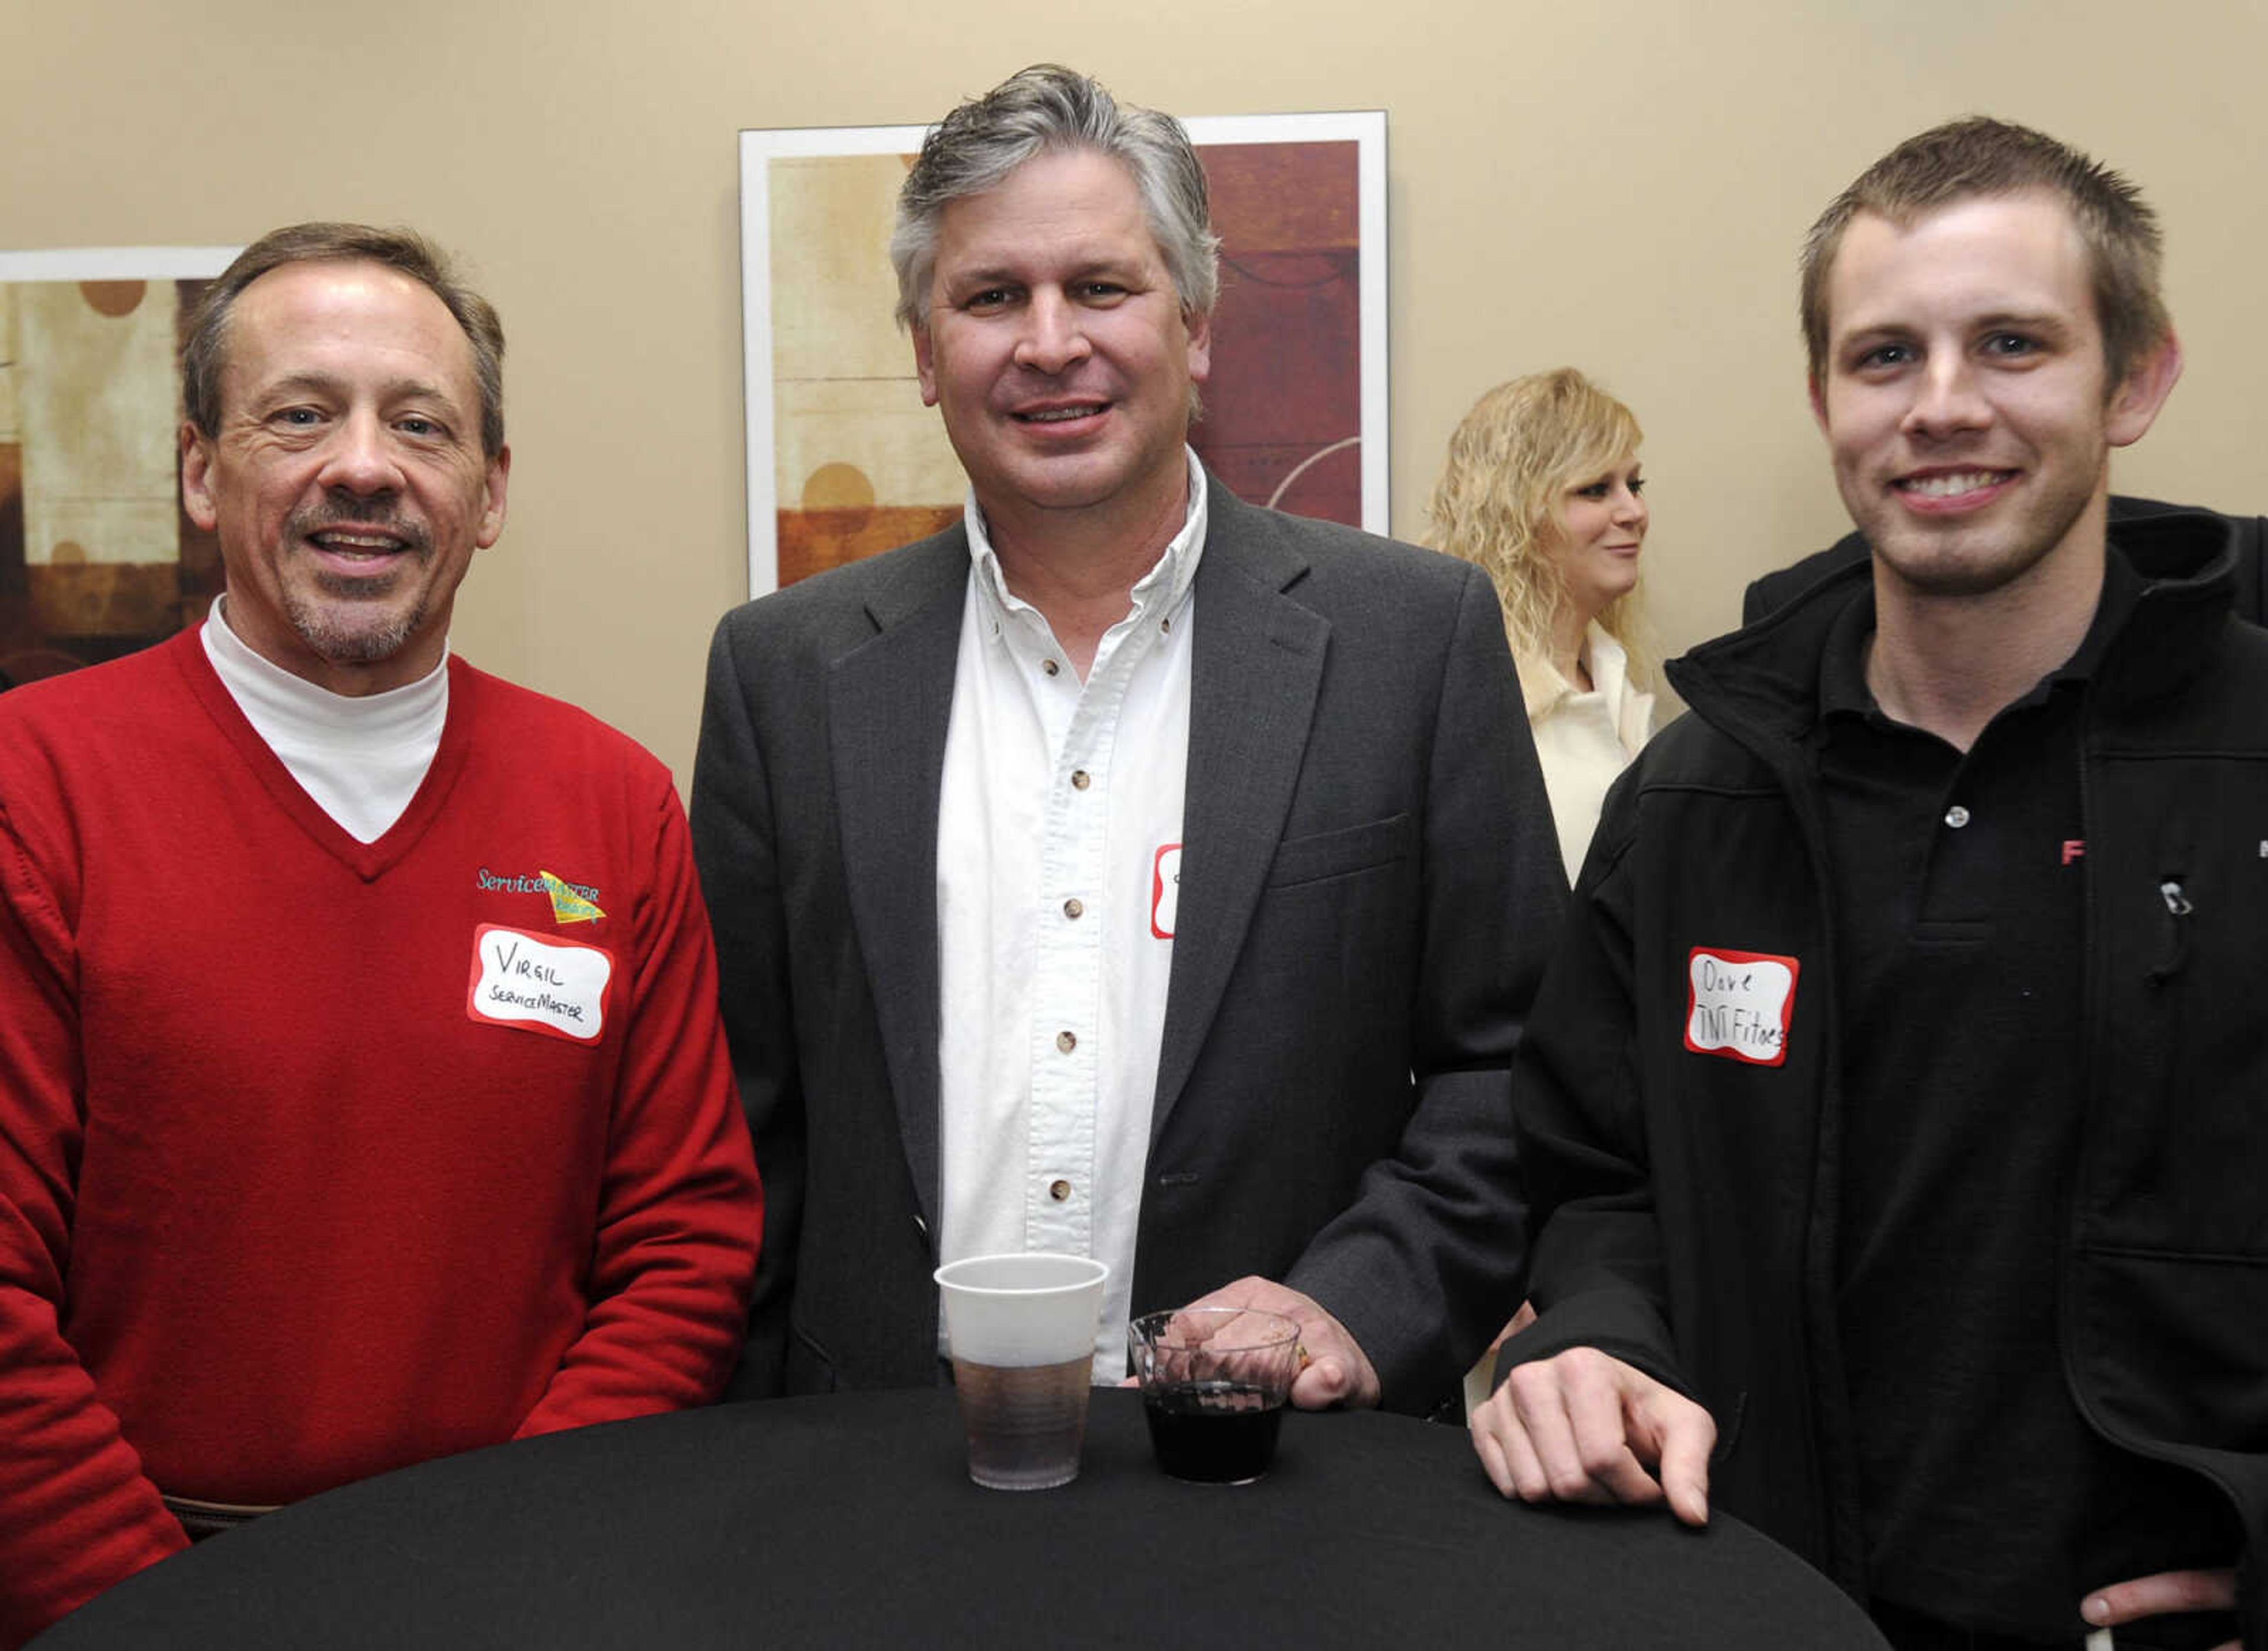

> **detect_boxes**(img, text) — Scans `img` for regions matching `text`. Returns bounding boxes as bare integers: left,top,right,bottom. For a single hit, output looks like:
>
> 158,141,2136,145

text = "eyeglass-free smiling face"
183,257,509,696
1810,191,2177,602
1547,458,1648,622
913,146,1210,557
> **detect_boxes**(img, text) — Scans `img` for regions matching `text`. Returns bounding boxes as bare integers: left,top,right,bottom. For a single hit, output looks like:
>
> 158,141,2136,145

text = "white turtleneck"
199,598,448,844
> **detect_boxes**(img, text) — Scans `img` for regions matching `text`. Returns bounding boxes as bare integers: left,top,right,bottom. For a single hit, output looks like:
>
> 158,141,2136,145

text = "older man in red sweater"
0,224,760,1644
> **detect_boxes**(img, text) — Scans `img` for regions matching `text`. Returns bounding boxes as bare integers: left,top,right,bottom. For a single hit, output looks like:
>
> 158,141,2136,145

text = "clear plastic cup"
934,1253,1110,1490
1128,1307,1301,1484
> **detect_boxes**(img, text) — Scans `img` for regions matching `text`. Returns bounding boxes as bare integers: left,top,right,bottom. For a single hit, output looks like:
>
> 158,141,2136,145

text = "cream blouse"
1517,622,1655,882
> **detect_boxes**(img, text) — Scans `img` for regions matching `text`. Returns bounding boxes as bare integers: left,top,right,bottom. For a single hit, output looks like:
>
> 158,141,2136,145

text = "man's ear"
913,322,939,408
1807,371,1829,436
475,445,511,549
180,422,220,531
2107,331,2183,449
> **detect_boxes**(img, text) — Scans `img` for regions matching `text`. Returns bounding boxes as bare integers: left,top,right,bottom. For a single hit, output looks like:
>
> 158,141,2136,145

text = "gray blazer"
690,476,1564,1412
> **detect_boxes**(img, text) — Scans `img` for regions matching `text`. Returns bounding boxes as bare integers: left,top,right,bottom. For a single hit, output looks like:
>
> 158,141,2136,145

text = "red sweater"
0,632,760,1643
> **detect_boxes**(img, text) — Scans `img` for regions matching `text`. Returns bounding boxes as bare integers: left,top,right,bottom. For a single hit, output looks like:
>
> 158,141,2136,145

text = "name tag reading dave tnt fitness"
467,924,612,1044
1684,947,1799,1068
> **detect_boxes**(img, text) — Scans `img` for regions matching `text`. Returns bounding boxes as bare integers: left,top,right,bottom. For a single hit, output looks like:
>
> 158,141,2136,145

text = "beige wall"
6,0,2262,781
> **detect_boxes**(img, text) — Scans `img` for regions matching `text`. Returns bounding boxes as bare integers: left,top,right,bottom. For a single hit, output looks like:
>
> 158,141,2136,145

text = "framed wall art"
0,246,238,689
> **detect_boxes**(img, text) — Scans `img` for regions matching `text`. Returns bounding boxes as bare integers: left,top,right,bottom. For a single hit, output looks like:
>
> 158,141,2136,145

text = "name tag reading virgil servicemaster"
1683,947,1798,1068
466,924,613,1044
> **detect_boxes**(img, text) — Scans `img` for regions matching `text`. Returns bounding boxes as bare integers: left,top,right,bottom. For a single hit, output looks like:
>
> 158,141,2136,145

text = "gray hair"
889,64,1221,329
184,222,506,458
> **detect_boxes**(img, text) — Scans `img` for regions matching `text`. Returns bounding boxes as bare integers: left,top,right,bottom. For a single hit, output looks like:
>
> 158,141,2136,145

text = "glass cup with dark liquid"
935,1253,1111,1490
1128,1307,1301,1484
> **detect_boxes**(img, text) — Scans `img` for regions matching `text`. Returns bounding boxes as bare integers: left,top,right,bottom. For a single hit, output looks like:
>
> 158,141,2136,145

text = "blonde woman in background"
1430,370,1656,1416
1426,369,1656,883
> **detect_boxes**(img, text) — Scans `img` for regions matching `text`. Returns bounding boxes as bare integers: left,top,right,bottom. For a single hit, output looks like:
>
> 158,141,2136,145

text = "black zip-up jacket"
1504,507,2268,1647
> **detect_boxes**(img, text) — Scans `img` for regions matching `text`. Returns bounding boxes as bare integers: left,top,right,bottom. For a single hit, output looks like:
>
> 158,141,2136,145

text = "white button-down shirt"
935,452,1205,1381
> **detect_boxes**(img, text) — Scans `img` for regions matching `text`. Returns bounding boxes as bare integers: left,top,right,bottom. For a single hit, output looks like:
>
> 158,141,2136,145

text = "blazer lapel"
829,532,969,1241
1151,486,1328,1145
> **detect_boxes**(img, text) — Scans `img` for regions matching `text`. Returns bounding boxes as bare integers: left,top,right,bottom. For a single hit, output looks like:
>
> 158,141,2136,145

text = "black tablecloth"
39,1389,1886,1648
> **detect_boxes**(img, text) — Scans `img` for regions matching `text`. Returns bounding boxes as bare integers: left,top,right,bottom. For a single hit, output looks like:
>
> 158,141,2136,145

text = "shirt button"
1161,617,1172,634
1042,658,1060,677
1048,1179,1072,1202
1063,898,1084,919
1056,1030,1077,1053
1071,769,1091,791
1944,805,1971,829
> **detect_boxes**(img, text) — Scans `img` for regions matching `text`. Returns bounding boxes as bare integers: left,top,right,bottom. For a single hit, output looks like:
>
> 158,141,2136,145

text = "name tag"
466,924,612,1044
1683,947,1798,1067
1151,843,1181,939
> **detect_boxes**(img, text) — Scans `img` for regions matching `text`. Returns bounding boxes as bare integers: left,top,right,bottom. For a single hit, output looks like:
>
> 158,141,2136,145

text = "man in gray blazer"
692,65,1562,1415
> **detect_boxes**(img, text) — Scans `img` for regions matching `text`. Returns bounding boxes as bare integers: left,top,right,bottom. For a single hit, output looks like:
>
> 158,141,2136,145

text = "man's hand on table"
1174,1276,1381,1410
1469,1345,1715,1527
2083,1567,2238,1650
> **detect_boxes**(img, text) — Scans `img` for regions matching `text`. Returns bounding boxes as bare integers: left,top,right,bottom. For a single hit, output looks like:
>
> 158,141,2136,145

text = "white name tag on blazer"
1683,947,1798,1068
466,924,612,1043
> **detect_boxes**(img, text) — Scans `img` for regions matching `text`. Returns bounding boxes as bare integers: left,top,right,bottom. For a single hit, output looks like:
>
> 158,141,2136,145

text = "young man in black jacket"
1474,117,2267,1651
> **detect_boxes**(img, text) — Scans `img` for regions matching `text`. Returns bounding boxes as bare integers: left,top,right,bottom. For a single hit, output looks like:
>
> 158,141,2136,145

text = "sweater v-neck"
167,629,478,882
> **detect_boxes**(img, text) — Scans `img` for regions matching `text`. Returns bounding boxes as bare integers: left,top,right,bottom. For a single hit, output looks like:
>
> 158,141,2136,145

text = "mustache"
288,495,431,553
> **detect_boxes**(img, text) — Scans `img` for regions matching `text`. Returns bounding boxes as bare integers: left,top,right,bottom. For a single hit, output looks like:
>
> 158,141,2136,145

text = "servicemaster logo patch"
477,867,606,925
539,871,605,925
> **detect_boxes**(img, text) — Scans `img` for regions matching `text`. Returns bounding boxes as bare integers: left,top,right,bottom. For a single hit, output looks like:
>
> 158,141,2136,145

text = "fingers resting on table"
1469,1345,1714,1528
1177,1275,1381,1410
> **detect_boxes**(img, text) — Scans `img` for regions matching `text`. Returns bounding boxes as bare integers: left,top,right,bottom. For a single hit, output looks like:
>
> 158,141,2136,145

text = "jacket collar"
1670,505,2241,745
828,526,972,1243
1148,477,1328,1144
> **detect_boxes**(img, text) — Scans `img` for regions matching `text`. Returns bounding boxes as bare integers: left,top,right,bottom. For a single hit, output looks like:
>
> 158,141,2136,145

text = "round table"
39,1389,1886,1648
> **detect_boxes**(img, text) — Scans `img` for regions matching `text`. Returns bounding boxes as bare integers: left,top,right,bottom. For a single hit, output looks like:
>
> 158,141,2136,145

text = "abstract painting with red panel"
738,113,1386,596
0,249,236,691
1196,139,1363,525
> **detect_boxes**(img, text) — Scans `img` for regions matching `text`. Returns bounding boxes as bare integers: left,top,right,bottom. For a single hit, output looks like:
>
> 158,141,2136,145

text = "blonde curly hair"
1422,368,1652,690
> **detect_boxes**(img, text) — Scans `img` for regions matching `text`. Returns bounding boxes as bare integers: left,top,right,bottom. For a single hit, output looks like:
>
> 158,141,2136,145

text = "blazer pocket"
1265,813,1413,889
